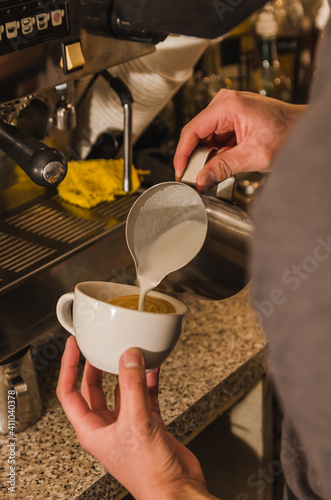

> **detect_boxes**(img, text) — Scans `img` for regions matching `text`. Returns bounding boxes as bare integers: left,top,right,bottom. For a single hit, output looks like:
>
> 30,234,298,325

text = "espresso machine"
0,0,167,431
0,0,267,431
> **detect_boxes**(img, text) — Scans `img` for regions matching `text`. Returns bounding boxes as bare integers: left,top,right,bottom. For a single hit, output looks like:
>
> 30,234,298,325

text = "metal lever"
0,119,67,187
101,71,133,193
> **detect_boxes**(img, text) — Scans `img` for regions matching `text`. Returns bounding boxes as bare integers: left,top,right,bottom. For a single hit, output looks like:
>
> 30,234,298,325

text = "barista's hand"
174,89,306,191
57,337,218,500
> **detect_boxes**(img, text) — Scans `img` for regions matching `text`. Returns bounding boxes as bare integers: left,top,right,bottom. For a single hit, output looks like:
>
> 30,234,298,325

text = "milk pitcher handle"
56,293,75,335
6,368,30,430
181,145,235,202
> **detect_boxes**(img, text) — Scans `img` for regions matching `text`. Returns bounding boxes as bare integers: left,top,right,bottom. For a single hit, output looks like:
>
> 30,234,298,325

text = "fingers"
174,89,235,180
116,364,161,417
114,367,155,415
146,367,160,393
196,141,261,191
146,368,161,414
173,130,200,181
57,336,91,424
118,348,151,423
114,382,121,412
57,337,105,433
173,109,219,181
146,368,167,430
81,361,108,412
196,146,235,190
173,117,220,181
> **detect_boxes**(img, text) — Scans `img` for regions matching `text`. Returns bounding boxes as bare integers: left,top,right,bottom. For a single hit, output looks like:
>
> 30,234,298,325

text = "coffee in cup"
106,294,176,313
56,282,187,374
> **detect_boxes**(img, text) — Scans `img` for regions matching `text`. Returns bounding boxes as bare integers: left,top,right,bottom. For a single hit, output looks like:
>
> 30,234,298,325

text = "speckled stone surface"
0,286,266,499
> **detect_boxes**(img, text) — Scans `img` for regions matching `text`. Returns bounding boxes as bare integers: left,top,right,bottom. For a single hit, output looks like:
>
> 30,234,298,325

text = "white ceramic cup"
56,282,188,374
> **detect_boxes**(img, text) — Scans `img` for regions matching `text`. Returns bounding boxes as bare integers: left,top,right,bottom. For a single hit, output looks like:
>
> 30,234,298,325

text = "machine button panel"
36,13,50,31
21,17,35,35
51,10,64,27
5,20,20,38
0,0,69,55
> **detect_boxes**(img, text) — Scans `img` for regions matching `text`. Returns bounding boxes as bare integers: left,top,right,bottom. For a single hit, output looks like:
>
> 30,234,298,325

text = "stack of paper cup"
71,35,210,159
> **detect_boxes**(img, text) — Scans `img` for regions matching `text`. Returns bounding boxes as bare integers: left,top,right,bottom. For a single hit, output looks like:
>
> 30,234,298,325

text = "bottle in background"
296,0,323,101
250,9,293,102
220,18,257,90
178,40,232,125
266,0,304,100
301,0,323,57
194,41,233,111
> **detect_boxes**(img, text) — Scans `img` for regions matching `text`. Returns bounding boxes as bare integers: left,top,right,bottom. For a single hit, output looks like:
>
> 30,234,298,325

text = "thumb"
196,146,236,191
118,348,151,423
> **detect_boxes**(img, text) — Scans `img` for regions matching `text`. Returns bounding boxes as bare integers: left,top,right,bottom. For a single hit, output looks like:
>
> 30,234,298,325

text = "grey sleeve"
251,15,331,498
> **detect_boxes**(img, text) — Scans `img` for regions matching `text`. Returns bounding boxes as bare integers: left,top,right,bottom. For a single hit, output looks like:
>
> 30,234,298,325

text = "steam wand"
101,71,133,193
0,118,67,188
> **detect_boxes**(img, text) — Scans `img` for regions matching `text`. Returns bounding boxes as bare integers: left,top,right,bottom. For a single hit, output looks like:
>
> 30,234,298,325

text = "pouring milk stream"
126,182,208,311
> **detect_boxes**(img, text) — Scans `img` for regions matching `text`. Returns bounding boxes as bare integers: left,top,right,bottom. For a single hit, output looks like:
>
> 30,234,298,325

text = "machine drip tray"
0,192,139,296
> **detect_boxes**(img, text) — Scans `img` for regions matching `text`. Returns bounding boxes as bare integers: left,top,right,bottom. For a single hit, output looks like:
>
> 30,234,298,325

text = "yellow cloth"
57,158,141,209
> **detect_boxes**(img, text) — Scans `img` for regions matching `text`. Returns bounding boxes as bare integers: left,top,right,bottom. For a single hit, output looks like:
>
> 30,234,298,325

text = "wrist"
133,478,220,500
161,481,219,500
287,103,307,123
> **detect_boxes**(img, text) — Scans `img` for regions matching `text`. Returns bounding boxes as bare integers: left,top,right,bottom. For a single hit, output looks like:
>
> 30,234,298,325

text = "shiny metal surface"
0,189,253,362
54,100,77,131
0,191,141,361
0,216,134,362
0,0,153,191
233,172,266,211
0,1,254,363
99,71,134,193
0,347,42,433
0,0,153,107
123,101,133,193
0,0,155,362
0,191,139,296
203,195,253,262
0,118,68,187
161,195,253,300
43,160,67,184
54,84,77,131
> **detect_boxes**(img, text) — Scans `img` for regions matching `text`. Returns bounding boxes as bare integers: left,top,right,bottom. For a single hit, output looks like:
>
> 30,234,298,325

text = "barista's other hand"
57,337,217,500
174,89,306,191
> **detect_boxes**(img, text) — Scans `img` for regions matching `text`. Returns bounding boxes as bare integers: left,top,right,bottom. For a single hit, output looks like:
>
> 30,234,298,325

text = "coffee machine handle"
6,368,30,429
0,119,67,188
56,293,75,335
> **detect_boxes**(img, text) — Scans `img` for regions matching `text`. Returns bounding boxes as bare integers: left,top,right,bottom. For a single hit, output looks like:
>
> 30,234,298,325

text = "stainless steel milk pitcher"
0,346,42,433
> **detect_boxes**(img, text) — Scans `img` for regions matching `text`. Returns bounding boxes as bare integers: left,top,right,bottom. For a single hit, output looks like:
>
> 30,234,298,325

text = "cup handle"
56,293,75,335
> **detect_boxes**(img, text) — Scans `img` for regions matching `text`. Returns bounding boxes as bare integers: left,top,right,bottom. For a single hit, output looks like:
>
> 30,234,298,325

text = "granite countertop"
0,285,266,500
